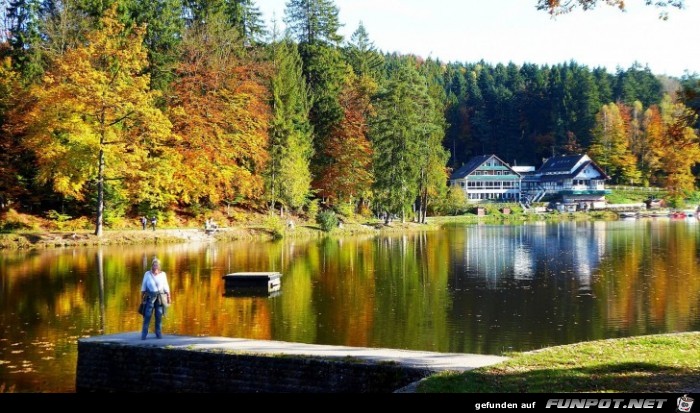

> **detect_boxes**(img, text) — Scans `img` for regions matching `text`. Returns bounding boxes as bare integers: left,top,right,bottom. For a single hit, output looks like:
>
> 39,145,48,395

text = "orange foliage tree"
168,13,270,209
315,74,374,207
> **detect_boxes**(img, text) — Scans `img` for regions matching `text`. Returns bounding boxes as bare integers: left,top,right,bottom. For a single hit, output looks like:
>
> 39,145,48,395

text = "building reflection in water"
456,222,606,291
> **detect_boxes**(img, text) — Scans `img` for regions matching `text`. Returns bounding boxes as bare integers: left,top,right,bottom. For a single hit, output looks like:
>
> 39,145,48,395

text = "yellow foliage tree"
658,97,700,201
20,5,173,236
589,103,640,184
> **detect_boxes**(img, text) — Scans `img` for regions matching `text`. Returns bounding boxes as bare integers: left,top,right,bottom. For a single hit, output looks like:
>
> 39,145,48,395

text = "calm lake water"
1,219,700,392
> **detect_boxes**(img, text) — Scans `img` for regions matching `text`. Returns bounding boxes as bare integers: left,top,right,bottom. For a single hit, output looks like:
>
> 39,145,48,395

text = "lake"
1,219,699,392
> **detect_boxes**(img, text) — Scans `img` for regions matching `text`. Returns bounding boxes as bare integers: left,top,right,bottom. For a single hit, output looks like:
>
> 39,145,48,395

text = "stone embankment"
77,333,507,393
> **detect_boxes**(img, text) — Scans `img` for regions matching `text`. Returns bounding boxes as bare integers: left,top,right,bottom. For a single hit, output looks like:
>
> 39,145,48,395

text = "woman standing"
140,258,171,339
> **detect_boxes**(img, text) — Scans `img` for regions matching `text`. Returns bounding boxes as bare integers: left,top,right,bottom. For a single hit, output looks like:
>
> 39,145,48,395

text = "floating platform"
222,272,282,294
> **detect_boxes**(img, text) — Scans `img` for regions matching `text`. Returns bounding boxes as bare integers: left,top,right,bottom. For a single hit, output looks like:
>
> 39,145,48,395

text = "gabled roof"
538,155,587,174
449,154,520,180
571,160,610,180
523,155,610,182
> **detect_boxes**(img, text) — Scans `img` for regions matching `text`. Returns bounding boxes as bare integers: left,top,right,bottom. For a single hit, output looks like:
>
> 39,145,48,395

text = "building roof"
450,155,520,180
538,155,587,174
522,155,610,182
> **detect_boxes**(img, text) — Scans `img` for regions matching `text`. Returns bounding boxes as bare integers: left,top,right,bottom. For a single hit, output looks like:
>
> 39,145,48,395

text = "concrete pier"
77,333,507,393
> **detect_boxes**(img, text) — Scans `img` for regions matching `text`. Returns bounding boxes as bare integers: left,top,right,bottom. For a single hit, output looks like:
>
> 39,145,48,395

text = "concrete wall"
76,341,430,393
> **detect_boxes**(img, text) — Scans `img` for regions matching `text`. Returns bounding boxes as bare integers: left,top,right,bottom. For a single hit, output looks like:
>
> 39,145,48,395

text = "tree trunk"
94,147,105,237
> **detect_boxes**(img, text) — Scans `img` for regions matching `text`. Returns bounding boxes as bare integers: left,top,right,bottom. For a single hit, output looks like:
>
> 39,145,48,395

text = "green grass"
606,189,667,205
418,332,700,393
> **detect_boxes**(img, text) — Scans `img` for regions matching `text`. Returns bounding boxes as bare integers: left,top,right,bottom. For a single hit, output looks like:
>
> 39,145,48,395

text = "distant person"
140,258,170,340
150,216,157,231
140,216,147,230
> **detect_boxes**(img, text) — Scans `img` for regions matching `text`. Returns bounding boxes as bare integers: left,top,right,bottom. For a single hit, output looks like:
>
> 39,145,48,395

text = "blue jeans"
141,296,164,339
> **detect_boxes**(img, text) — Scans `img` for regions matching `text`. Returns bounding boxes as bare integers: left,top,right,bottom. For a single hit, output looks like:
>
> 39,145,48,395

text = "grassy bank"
0,207,622,250
418,332,700,393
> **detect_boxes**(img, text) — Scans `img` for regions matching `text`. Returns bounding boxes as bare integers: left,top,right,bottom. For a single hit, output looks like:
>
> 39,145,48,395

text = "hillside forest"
1,0,699,234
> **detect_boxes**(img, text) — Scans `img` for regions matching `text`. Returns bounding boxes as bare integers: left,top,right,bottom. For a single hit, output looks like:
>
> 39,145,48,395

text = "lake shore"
0,210,623,250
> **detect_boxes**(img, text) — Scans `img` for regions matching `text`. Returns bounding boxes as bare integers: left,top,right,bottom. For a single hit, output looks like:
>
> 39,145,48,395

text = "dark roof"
450,155,493,180
538,155,586,174
522,158,610,182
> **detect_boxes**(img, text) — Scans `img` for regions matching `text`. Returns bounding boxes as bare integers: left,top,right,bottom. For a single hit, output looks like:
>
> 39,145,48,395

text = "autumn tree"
267,32,313,214
168,11,269,210
316,73,374,207
640,104,664,186
657,96,700,201
588,103,640,184
18,5,173,236
313,22,384,210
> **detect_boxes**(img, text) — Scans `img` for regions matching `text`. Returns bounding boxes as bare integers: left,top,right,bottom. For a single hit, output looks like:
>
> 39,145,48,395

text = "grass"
417,332,700,393
606,189,667,205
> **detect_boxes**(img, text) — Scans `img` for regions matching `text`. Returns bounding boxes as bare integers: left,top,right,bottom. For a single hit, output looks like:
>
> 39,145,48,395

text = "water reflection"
1,220,699,392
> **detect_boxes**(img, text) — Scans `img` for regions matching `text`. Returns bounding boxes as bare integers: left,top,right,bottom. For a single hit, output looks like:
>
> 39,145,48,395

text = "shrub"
66,216,93,231
316,210,338,232
263,214,285,239
443,188,469,215
357,202,373,218
306,199,320,222
46,210,73,231
335,202,355,220
0,209,33,231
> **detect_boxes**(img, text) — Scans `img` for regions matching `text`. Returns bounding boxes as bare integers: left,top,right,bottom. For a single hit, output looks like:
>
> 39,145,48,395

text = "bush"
66,216,93,231
316,210,338,232
46,210,73,231
0,209,34,231
306,199,320,222
335,202,355,220
263,214,285,239
443,188,469,215
357,202,373,218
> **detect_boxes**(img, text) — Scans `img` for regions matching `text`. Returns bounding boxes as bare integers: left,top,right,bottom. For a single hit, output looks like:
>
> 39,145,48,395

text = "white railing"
608,185,664,192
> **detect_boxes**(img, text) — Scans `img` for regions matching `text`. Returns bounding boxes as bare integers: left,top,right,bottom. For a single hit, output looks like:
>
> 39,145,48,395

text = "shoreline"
0,211,622,250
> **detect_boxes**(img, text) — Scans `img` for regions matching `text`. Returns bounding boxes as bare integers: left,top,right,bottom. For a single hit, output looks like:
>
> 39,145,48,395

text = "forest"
0,0,699,234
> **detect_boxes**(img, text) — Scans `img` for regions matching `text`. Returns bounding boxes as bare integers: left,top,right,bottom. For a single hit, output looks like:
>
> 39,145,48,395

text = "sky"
258,0,700,77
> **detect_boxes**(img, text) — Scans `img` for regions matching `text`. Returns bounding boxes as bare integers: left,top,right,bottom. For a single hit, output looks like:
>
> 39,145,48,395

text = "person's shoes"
156,336,162,339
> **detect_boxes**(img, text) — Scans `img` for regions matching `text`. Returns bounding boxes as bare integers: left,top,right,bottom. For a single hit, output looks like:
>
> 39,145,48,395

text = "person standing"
141,216,147,230
140,258,171,339
150,216,157,231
